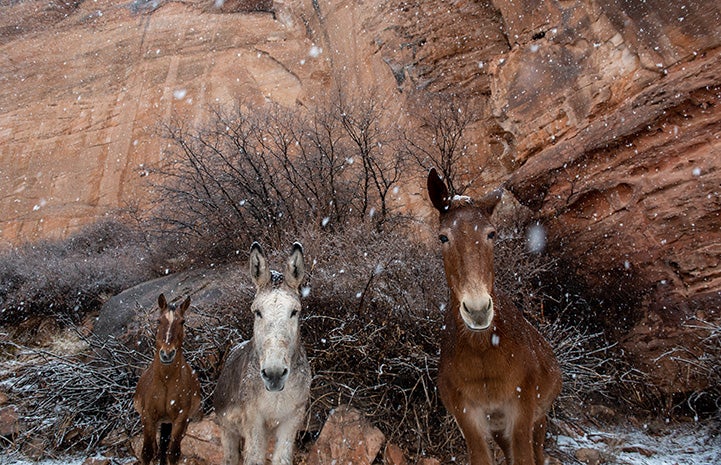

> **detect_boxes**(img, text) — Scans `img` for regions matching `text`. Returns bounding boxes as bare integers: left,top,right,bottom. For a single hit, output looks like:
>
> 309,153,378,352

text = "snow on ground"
2,422,719,464
555,420,721,465
2,453,135,465
3,458,87,465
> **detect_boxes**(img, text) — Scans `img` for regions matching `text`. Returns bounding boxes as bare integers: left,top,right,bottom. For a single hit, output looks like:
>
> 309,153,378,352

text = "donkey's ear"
285,242,305,290
178,296,191,317
478,188,503,217
158,293,168,313
249,242,271,288
427,168,451,213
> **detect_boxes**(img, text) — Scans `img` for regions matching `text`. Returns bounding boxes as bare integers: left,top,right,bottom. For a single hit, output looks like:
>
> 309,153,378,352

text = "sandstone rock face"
2,1,721,395
0,0,398,242
486,0,721,394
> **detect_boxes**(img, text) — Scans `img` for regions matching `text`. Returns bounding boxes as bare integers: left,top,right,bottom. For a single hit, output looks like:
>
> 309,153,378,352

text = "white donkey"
214,242,311,465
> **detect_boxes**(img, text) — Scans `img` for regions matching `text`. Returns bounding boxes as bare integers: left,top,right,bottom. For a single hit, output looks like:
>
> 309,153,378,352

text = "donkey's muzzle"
261,367,289,392
159,349,176,364
460,297,494,331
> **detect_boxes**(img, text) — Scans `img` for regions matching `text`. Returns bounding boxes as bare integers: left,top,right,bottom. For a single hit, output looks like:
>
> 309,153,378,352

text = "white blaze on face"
164,311,175,344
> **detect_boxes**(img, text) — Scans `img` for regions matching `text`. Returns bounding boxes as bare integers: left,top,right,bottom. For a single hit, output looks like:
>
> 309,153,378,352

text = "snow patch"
555,422,721,465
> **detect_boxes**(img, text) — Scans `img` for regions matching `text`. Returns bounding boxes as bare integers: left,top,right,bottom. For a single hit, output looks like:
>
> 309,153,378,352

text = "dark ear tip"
292,242,303,254
250,241,263,253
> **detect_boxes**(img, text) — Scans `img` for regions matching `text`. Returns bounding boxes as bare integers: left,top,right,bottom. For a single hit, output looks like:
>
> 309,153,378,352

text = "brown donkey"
427,168,562,465
134,294,202,465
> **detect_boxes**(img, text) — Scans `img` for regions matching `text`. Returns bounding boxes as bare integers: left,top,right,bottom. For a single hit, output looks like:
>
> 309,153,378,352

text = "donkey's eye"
439,234,449,244
290,309,298,318
487,231,496,240
254,310,262,318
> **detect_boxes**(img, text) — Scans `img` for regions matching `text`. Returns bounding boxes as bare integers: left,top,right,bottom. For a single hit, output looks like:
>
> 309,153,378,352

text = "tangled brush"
1,221,618,462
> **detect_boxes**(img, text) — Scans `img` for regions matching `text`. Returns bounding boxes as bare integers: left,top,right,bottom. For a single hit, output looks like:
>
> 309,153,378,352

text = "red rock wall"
486,0,721,394
2,0,721,394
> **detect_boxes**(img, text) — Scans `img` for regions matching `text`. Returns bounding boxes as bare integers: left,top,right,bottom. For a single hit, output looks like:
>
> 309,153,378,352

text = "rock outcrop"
486,0,721,394
2,0,721,395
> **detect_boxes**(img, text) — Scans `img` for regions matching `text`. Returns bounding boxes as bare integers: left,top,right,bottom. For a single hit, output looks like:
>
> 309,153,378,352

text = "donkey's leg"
509,417,535,465
243,417,269,465
454,413,493,465
532,416,548,465
220,427,242,465
167,418,190,465
270,415,302,465
140,420,158,465
159,422,172,465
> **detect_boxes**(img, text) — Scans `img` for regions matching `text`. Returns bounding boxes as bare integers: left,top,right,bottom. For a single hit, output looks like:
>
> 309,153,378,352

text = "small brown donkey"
427,168,562,465
134,294,202,465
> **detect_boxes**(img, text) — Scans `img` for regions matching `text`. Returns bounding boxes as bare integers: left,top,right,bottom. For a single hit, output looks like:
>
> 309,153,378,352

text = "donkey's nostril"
261,366,289,391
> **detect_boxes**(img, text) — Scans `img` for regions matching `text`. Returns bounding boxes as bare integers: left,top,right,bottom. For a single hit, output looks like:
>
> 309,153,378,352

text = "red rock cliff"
2,0,720,395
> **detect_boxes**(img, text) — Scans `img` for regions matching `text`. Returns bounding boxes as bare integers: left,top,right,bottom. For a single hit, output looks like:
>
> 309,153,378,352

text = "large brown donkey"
427,168,562,465
134,294,202,465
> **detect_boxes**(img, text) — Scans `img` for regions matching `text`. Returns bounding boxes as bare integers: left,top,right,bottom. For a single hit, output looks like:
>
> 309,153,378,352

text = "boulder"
93,265,251,341
383,442,407,465
306,406,385,465
183,417,224,464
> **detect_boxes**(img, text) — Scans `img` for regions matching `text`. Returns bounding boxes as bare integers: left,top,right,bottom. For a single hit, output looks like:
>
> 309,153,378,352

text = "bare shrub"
335,91,406,225
0,310,244,458
541,307,617,412
404,92,486,196
0,334,145,457
641,318,721,418
0,219,154,325
689,319,721,411
294,225,465,460
149,95,403,265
